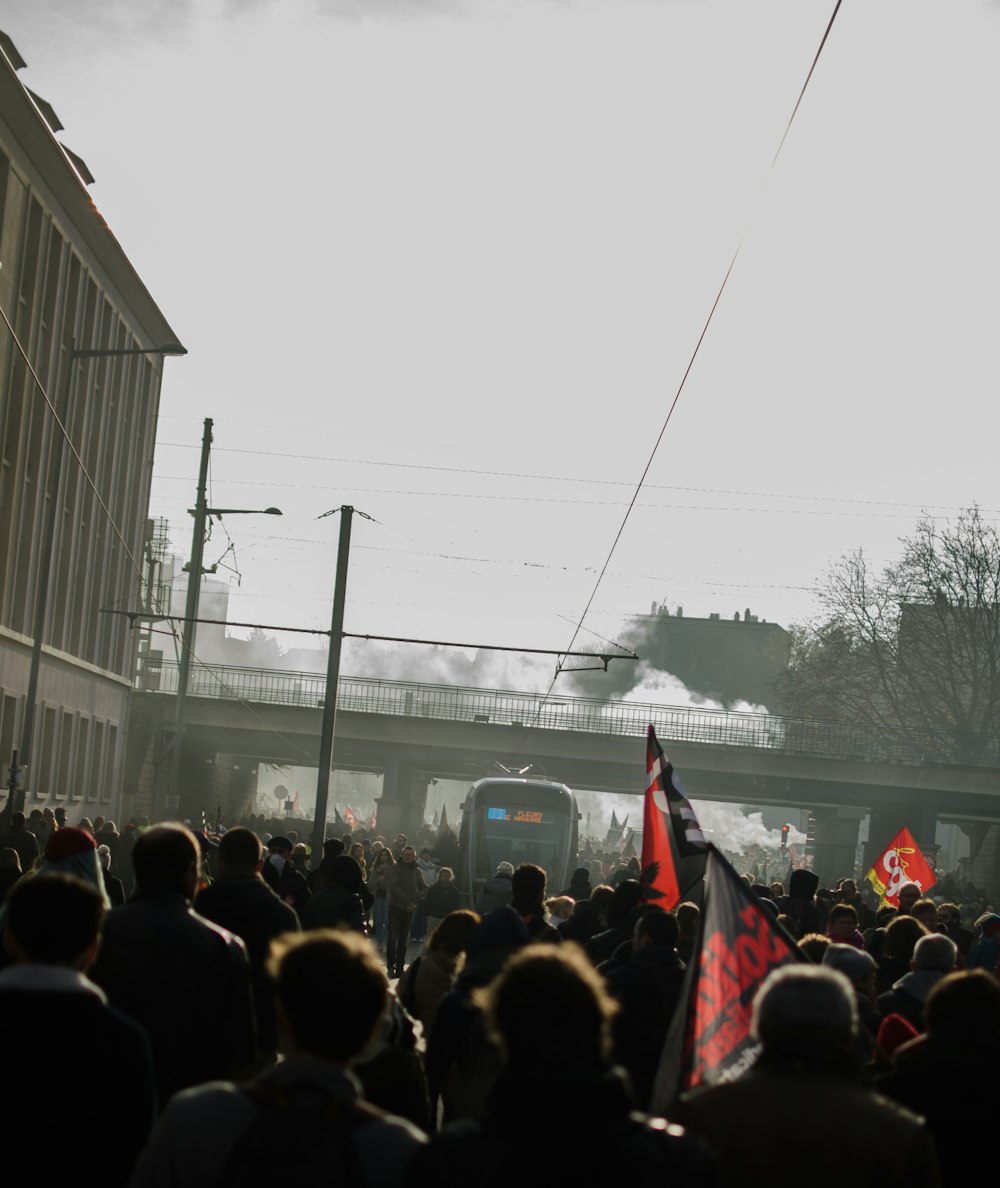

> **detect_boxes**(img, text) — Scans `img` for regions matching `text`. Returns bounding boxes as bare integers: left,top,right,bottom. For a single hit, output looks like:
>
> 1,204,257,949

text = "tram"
456,772,580,900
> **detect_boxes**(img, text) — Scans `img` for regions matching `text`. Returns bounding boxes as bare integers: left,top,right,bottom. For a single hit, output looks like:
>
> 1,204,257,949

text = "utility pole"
165,417,213,813
312,506,354,862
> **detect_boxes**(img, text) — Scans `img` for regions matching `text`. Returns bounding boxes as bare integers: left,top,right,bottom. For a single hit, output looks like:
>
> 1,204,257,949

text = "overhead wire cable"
512,0,846,748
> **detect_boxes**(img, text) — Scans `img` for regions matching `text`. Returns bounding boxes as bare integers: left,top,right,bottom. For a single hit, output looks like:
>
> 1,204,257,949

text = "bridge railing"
135,657,1000,767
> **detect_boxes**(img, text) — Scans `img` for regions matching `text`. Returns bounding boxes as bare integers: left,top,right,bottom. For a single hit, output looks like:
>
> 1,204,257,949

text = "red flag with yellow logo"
865,826,936,908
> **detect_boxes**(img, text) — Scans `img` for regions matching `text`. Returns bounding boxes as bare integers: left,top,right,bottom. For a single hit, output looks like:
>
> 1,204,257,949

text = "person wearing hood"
777,868,826,936
561,866,592,901
300,854,368,934
876,933,957,1032
476,861,514,914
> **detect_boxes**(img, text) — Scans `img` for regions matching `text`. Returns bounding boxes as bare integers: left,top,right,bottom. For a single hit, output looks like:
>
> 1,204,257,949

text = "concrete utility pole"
312,506,354,862
165,417,213,813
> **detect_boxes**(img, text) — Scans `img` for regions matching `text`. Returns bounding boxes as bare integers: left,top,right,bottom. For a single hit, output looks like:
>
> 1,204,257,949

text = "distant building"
640,604,791,707
0,34,181,823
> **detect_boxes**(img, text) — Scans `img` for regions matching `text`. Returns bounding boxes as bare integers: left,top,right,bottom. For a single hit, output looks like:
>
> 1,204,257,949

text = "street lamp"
9,338,186,818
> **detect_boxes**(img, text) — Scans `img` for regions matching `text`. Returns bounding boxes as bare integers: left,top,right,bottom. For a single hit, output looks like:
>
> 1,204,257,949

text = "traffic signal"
780,824,790,848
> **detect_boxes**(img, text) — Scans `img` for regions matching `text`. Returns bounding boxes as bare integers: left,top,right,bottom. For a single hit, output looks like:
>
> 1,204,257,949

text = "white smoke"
618,662,770,715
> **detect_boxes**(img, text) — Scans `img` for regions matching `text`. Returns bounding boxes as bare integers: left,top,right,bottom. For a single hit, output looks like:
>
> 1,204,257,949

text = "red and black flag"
641,725,708,909
652,846,801,1110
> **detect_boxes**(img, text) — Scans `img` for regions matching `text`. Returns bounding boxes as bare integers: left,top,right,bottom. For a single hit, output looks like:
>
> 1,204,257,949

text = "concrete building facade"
0,33,181,825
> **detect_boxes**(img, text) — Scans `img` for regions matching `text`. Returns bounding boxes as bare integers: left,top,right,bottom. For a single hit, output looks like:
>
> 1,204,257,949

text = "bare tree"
781,506,1000,764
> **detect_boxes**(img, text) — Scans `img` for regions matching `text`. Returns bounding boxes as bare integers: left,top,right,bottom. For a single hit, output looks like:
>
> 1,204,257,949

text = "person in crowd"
90,823,256,1103
411,848,438,941
968,912,1000,971
0,811,38,874
875,916,928,995
425,907,528,1125
0,874,155,1187
403,909,480,1036
878,970,1000,1186
0,847,23,901
195,826,300,1066
798,932,832,963
777,868,826,935
30,825,110,907
562,866,592,902
895,881,923,917
385,844,426,979
825,902,865,949
369,845,395,950
97,843,126,906
308,837,346,892
935,902,973,960
423,866,461,938
674,965,939,1188
822,943,881,1058
876,932,958,1032
476,860,514,914
350,840,368,879
300,853,368,933
605,907,686,1110
584,879,644,965
510,863,562,944
557,884,612,944
909,897,941,934
545,894,574,926
261,835,311,912
411,945,712,1187
129,930,426,1188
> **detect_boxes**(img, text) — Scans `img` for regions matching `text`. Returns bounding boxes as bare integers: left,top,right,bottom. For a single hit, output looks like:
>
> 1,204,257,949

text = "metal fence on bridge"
135,657,1000,768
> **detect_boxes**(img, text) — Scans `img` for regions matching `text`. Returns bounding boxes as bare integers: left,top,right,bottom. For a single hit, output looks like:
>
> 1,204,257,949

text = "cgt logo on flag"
865,826,936,908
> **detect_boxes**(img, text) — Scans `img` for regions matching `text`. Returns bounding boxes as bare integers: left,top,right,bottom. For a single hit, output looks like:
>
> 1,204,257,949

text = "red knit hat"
44,825,97,862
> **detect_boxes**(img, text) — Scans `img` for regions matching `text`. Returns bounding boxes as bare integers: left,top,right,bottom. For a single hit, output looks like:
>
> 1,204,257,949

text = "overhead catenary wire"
501,0,847,753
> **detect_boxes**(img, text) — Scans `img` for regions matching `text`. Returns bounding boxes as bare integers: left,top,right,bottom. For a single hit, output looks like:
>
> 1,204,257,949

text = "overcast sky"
6,0,1000,695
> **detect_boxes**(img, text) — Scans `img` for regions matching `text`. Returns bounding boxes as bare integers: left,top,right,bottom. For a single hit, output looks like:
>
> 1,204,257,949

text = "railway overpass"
130,660,1000,884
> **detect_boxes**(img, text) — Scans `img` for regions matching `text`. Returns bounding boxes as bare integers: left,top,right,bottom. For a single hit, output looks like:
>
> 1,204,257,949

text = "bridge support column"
809,808,864,887
863,804,938,886
376,759,430,841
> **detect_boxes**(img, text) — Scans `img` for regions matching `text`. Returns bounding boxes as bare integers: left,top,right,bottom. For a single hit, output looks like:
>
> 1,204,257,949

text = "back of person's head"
218,827,263,872
0,847,20,871
634,907,678,950
912,932,957,972
822,942,875,986
676,900,700,935
883,914,927,959
788,869,820,900
5,874,104,965
606,879,643,927
327,854,364,893
828,903,858,927
479,944,617,1071
925,970,1000,1041
11,811,25,829
753,964,857,1049
798,933,831,963
426,909,480,957
588,885,615,920
268,930,387,1061
511,863,547,914
132,824,200,894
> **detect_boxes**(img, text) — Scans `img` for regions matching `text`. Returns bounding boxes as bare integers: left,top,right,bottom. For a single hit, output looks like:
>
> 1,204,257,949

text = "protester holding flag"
672,966,940,1188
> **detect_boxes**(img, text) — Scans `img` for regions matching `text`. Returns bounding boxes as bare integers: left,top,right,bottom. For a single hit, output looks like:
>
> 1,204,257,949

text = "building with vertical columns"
0,32,182,824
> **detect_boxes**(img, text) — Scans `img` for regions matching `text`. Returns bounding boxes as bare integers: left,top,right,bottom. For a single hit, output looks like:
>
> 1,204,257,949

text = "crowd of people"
0,808,998,1188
